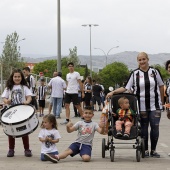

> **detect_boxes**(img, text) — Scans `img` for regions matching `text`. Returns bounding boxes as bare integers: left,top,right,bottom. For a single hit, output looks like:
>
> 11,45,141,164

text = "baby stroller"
102,93,145,162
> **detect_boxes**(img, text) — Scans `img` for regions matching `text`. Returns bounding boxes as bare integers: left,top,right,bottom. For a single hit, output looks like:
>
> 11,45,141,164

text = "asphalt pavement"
0,107,170,170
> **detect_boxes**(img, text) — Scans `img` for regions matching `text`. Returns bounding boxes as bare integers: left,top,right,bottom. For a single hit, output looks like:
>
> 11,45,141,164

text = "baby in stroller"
114,97,135,138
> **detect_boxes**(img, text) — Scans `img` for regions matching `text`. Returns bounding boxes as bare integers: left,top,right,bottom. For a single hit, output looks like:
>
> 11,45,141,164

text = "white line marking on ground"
160,143,168,148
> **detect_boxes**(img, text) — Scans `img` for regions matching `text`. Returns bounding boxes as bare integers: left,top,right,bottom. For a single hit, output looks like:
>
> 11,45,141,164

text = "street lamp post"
82,24,99,77
57,0,61,72
94,46,119,66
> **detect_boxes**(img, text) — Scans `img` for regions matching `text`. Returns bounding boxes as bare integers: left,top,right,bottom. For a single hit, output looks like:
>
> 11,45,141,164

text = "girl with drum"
1,69,32,157
38,114,61,161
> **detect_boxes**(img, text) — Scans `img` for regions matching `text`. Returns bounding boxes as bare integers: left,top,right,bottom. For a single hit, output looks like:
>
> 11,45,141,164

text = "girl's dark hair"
41,114,58,130
6,69,29,90
165,60,170,70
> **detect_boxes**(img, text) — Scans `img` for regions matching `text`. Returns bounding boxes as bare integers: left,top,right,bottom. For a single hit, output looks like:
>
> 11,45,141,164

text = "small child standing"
38,114,61,161
44,106,104,163
115,97,135,138
37,77,47,117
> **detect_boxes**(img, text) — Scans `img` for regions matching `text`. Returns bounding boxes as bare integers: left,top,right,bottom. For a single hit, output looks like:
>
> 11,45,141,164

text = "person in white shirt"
38,114,61,161
61,62,83,125
48,71,58,114
48,72,66,119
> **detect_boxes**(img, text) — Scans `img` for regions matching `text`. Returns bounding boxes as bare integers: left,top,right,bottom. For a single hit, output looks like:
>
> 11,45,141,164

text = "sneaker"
116,131,122,137
41,114,44,116
39,114,42,117
60,120,69,125
25,149,32,157
150,150,160,158
44,153,59,163
7,149,14,157
123,133,129,138
145,150,149,158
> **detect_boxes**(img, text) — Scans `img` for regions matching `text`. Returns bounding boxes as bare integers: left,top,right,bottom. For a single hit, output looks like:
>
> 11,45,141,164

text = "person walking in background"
38,114,61,161
83,76,92,107
48,72,66,119
107,52,164,158
48,71,58,114
61,62,83,125
165,60,170,156
37,77,47,117
92,80,102,111
1,69,32,157
100,83,105,109
23,67,38,115
165,60,170,117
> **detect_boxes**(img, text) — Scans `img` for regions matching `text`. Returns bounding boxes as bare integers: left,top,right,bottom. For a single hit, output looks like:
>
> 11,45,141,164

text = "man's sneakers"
7,149,15,157
150,150,160,158
44,153,59,163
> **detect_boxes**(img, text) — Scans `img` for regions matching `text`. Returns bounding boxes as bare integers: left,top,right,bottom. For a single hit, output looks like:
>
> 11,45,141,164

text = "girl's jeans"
140,110,161,151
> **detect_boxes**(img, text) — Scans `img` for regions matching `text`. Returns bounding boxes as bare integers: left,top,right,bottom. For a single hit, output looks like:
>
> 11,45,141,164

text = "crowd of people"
0,53,170,163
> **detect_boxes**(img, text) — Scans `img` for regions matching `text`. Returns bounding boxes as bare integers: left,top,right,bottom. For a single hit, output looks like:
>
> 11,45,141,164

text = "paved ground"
0,107,170,170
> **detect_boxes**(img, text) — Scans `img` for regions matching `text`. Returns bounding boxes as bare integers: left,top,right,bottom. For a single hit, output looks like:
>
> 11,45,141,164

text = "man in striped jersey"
107,52,164,158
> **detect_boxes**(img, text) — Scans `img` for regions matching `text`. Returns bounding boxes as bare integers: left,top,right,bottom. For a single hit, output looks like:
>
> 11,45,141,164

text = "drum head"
1,105,35,124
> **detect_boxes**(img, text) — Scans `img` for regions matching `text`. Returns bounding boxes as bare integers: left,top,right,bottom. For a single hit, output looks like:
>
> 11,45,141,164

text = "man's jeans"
53,97,63,117
140,110,161,151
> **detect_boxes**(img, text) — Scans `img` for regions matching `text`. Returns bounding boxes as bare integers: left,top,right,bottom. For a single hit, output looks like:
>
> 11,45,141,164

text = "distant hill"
22,51,170,70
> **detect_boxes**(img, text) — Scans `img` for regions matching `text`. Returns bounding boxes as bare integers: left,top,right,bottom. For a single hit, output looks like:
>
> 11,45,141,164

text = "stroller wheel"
141,138,145,158
110,150,115,162
136,149,141,162
102,138,106,158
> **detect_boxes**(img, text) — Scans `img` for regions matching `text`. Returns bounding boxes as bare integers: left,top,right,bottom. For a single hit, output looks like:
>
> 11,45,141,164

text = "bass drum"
1,104,39,138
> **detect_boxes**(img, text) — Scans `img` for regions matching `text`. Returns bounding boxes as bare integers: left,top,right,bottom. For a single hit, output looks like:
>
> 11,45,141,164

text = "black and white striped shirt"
84,83,92,93
38,85,47,100
125,67,164,111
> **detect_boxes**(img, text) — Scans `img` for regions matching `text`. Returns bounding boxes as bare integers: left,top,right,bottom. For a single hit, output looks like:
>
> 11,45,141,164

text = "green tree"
67,46,80,67
1,32,25,80
84,64,89,78
99,62,130,90
33,60,57,77
152,64,169,81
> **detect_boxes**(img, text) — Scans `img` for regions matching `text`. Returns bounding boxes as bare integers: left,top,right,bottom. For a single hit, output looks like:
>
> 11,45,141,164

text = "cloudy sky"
0,0,170,57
